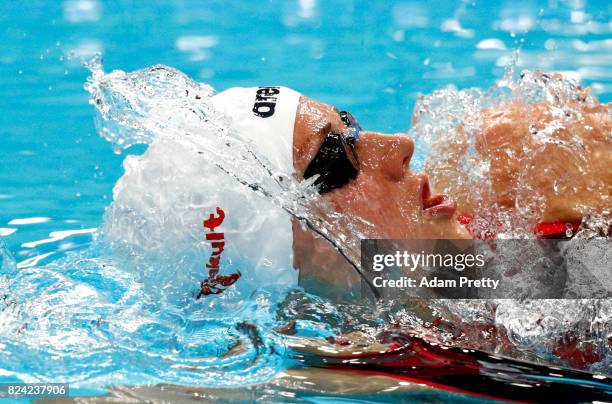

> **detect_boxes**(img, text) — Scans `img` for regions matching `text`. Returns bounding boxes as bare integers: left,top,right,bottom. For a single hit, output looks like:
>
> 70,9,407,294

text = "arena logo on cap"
252,86,280,118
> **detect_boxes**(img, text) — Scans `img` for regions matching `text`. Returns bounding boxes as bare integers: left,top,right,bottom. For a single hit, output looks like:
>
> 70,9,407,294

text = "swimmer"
211,85,468,299
100,68,610,376
210,80,610,299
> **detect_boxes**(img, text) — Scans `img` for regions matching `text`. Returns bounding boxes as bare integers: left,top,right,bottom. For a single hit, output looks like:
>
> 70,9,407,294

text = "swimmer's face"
292,96,469,240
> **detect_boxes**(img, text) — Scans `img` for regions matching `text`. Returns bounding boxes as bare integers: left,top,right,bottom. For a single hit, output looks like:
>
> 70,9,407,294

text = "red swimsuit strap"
457,213,580,238
535,221,580,237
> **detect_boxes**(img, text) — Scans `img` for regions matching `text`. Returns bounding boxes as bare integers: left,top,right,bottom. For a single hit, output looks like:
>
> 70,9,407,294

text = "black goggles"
303,110,361,194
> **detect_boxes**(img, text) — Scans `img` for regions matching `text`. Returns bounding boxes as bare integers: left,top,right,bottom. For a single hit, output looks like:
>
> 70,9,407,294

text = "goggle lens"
304,110,361,194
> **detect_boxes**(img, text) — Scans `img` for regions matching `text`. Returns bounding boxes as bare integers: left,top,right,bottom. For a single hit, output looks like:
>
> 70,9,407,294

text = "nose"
356,131,415,181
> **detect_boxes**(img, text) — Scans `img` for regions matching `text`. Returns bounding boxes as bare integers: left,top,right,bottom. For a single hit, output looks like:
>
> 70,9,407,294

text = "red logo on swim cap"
197,207,241,298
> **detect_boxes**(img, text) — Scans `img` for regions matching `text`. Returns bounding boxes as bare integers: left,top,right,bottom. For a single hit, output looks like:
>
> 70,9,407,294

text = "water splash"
0,244,292,387
411,68,612,372
1,59,610,391
413,69,610,236
0,61,311,387
85,61,368,289
0,60,378,389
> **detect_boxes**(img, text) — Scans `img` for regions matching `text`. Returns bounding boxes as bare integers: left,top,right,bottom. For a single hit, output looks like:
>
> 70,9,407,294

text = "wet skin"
292,96,468,240
288,93,610,290
281,91,611,379
291,96,468,294
423,91,611,224
476,100,611,223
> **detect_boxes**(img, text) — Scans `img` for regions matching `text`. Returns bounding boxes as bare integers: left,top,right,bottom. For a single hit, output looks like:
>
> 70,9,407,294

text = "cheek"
321,182,367,215
324,172,423,220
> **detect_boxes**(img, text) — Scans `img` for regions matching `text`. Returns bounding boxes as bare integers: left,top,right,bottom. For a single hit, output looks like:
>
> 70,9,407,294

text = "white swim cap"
212,86,301,174
104,84,302,310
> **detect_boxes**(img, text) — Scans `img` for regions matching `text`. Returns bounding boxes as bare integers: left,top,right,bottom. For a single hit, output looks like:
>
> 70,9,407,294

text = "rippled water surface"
2,0,611,263
1,0,611,401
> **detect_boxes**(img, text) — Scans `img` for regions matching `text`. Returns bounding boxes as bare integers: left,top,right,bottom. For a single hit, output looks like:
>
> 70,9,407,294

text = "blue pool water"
1,0,611,401
2,0,611,261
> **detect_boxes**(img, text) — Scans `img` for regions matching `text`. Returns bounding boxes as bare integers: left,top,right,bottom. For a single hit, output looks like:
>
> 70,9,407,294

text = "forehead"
297,97,338,127
293,96,346,177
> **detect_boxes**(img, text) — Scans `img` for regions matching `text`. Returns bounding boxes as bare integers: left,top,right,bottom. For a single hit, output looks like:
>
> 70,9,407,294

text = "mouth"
420,175,457,219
